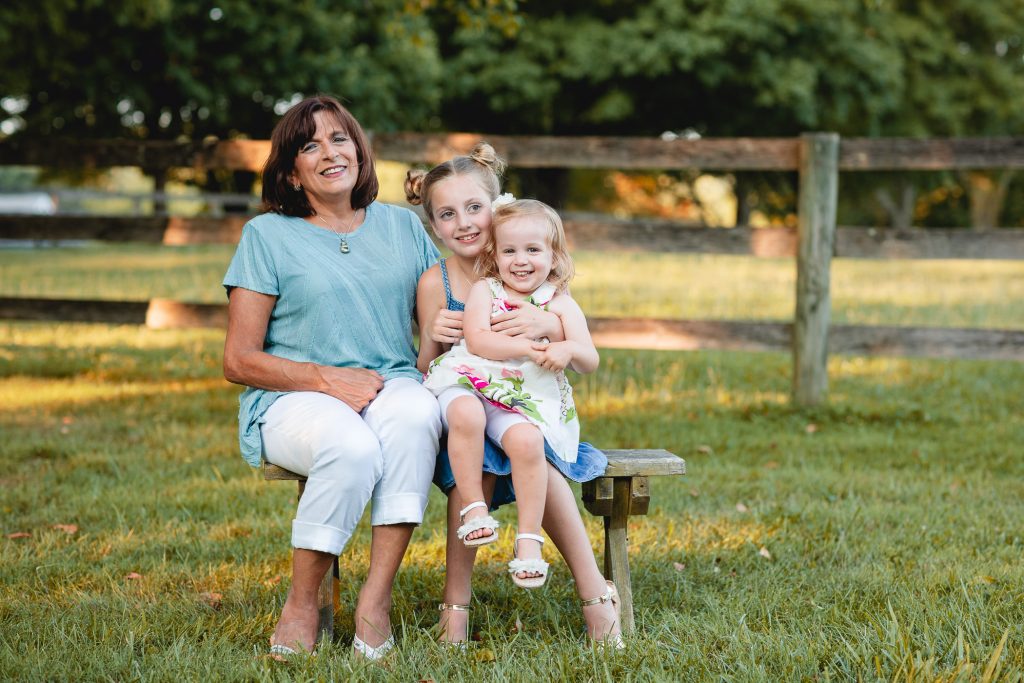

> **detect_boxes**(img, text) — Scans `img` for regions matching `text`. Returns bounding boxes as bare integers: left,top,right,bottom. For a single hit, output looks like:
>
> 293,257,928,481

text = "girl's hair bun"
468,142,506,177
404,168,427,205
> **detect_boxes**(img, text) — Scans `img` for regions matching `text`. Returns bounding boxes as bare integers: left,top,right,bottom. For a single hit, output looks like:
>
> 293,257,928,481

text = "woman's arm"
223,287,383,412
416,269,448,373
463,280,535,361
529,294,600,374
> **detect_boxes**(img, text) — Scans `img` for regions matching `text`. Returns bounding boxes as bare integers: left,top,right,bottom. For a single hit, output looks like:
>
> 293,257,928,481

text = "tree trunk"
874,182,916,231
961,170,1016,230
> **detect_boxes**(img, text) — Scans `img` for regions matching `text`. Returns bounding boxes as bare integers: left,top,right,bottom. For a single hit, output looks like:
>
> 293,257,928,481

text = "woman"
222,95,442,659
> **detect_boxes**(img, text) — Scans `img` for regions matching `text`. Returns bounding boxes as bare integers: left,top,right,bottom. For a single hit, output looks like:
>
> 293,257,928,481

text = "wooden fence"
3,134,1024,404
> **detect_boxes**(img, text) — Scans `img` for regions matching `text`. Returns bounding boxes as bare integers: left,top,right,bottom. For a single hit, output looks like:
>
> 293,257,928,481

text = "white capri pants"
260,377,441,555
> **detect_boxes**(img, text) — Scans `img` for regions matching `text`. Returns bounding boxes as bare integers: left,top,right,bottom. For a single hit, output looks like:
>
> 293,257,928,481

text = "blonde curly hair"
478,199,575,293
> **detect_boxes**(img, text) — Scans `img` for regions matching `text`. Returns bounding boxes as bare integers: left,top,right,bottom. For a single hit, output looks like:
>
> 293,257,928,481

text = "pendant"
339,238,350,254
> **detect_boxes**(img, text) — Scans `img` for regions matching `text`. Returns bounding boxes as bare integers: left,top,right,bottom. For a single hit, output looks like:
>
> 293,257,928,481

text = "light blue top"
222,202,440,466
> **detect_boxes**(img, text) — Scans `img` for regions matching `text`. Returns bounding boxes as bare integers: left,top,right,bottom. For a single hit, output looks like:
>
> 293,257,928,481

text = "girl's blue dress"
431,258,607,508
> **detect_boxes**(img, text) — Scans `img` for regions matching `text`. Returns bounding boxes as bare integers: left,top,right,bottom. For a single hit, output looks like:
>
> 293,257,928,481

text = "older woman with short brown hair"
222,95,441,659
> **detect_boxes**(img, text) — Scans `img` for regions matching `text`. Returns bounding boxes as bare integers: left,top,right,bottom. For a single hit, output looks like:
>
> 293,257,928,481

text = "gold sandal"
580,580,624,649
437,601,471,647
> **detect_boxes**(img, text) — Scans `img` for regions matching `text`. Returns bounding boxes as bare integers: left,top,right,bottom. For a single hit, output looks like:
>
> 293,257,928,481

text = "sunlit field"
2,317,1022,680
2,244,1024,330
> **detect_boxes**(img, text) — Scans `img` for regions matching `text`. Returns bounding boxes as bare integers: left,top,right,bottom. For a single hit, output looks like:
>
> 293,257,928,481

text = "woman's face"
290,111,360,209
428,174,493,258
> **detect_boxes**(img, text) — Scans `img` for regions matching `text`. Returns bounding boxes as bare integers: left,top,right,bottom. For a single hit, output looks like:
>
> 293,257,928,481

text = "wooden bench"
263,447,684,638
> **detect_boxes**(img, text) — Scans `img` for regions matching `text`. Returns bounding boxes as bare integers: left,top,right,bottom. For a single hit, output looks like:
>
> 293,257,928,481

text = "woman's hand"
315,366,384,412
529,341,575,372
491,301,564,341
431,309,465,344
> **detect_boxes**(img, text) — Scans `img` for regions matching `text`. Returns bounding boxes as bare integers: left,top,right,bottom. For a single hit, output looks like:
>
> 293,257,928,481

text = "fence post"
793,133,839,406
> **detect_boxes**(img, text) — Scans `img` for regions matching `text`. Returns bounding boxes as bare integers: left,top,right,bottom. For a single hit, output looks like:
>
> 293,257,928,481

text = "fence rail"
4,135,1024,172
3,297,1020,362
3,133,1024,404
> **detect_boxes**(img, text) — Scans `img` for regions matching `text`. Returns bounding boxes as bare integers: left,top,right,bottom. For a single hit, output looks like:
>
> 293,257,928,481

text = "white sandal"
352,632,395,661
456,501,500,547
580,580,625,650
508,533,549,589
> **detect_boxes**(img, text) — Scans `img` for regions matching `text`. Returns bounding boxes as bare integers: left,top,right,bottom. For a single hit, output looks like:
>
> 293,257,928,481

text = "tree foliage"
2,1,1022,141
0,0,442,139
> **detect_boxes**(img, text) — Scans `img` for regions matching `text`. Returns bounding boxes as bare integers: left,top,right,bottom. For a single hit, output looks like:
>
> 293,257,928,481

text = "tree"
0,0,442,139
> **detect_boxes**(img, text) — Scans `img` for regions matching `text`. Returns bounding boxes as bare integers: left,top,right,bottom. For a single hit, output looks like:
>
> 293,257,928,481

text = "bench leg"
603,477,635,634
298,481,337,643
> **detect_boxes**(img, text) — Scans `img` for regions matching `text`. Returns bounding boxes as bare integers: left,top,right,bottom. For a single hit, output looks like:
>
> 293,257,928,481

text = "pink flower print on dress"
454,365,490,392
491,298,515,315
501,368,524,380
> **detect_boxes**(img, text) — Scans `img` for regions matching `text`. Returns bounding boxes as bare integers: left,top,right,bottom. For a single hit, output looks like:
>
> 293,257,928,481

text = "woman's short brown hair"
261,95,378,216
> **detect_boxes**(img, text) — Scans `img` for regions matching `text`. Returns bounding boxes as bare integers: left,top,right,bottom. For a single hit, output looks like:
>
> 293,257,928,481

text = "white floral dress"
423,278,580,463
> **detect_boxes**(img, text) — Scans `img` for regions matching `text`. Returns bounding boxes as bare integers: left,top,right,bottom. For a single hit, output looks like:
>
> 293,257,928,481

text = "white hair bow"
491,193,516,210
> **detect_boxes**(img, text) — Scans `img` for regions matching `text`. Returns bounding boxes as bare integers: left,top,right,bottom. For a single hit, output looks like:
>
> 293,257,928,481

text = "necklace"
315,209,361,254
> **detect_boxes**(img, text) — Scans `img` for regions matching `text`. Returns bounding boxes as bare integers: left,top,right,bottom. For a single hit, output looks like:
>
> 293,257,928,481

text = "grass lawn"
2,317,1022,681
2,244,1024,329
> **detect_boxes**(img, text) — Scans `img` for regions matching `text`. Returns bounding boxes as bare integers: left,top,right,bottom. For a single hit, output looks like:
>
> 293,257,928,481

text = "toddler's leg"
500,423,548,580
438,388,492,543
541,466,620,642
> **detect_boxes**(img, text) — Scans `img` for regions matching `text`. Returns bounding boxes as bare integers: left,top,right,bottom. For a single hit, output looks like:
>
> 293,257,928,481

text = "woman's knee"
501,424,545,462
312,427,382,478
446,397,485,435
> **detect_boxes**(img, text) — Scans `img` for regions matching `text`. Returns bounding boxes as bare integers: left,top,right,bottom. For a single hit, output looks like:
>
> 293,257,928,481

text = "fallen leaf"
263,574,282,587
696,444,713,455
735,502,749,513
673,562,686,571
7,532,30,539
512,615,523,633
52,524,78,534
125,572,143,580
759,547,772,559
200,592,223,609
688,488,700,498
475,648,497,663
805,423,819,434
764,460,779,469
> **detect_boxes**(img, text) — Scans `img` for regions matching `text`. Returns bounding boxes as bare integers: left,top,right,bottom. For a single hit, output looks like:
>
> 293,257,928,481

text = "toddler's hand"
430,309,464,344
530,341,573,372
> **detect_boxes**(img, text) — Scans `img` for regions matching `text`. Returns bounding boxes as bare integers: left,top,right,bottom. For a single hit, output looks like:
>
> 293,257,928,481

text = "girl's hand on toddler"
317,366,384,412
430,309,464,344
530,341,573,372
492,301,560,340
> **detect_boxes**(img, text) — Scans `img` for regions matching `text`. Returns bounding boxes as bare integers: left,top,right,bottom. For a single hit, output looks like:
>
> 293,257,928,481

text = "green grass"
2,321,1023,681
2,244,1023,328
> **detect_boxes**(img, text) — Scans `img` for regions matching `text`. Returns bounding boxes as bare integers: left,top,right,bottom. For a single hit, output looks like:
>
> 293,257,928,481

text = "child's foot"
580,581,624,648
457,501,500,547
508,533,549,588
437,602,471,645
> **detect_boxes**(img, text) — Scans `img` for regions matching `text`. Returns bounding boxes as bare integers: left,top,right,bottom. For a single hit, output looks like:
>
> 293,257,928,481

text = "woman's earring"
292,183,301,191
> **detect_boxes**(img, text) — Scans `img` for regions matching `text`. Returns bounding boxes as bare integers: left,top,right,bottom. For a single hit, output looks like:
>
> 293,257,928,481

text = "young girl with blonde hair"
406,146,621,647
